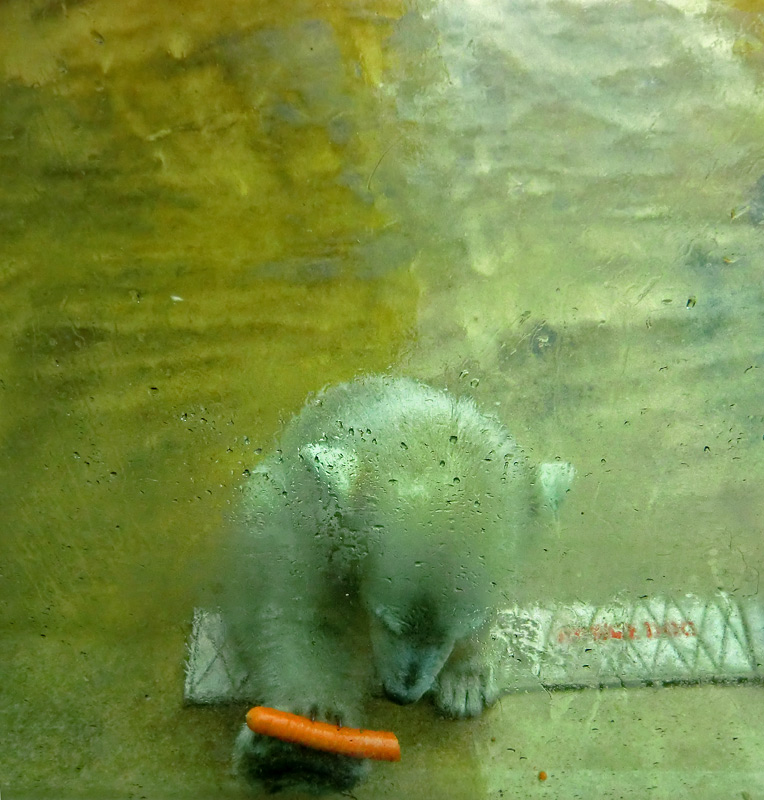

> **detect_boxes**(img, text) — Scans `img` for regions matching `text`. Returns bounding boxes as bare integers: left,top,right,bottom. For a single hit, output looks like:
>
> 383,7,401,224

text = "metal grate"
184,593,764,704
492,593,764,691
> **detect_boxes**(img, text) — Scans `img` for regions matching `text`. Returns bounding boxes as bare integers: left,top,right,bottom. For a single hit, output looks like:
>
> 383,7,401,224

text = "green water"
1,1,763,797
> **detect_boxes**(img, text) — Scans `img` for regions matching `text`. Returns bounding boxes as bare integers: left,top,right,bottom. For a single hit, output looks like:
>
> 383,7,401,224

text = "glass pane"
2,1,762,797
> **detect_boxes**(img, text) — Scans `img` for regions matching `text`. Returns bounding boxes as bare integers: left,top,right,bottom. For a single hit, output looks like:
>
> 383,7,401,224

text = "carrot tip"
246,706,401,762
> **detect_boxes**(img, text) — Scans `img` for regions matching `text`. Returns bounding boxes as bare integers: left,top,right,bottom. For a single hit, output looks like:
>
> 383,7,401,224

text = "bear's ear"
299,443,359,501
536,461,575,518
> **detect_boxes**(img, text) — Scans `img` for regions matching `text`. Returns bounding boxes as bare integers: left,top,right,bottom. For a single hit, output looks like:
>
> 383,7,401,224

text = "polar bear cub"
221,375,572,792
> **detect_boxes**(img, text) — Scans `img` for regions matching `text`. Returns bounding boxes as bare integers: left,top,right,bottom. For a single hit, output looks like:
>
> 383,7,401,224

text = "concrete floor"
1,1,763,797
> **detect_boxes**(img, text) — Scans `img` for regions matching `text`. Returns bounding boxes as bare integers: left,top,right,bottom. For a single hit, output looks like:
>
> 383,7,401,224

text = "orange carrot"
246,706,401,762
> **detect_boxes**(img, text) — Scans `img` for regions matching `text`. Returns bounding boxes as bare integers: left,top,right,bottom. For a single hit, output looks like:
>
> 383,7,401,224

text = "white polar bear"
220,376,572,793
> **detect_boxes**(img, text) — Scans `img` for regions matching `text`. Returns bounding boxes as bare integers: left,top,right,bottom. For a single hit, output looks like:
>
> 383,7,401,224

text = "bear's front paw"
434,661,499,718
234,723,370,795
